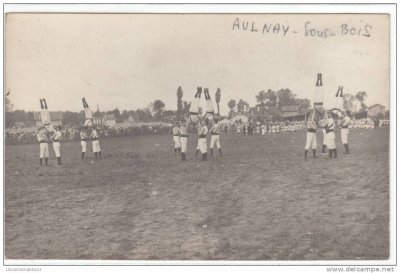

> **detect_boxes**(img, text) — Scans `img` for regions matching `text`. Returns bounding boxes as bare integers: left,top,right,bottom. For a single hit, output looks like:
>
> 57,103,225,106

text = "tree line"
4,87,377,128
5,100,178,128
5,86,221,128
227,89,311,118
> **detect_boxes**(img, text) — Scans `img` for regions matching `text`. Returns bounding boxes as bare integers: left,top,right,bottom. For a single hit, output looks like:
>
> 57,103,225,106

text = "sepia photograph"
3,3,395,269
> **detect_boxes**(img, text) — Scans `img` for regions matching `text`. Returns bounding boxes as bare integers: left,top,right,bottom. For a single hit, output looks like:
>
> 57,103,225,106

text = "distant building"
367,104,386,118
34,111,64,126
93,116,101,126
124,114,139,123
280,105,301,112
93,113,116,127
218,118,232,126
280,105,310,121
232,104,249,114
162,111,177,122
14,121,25,128
230,113,249,124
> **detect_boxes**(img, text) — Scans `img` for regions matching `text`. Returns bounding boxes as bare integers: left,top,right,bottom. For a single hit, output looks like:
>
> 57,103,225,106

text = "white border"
2,2,398,14
2,2,397,269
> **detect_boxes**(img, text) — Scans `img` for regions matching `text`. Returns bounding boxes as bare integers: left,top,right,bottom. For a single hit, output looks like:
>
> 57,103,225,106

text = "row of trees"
4,87,374,128
343,91,368,112
226,89,311,118
5,92,193,128
5,104,171,128
255,89,310,109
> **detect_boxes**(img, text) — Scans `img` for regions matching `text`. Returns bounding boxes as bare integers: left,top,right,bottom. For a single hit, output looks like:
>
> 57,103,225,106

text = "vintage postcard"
3,3,396,271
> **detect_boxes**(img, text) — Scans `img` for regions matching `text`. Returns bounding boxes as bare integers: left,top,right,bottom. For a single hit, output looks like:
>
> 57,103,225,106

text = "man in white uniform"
37,127,49,166
340,110,351,154
324,112,337,159
172,121,181,155
179,118,189,161
197,119,209,161
321,128,328,155
304,110,318,159
321,110,329,155
335,86,344,111
261,123,266,135
236,123,242,134
51,126,62,165
209,118,222,157
40,98,54,133
204,88,214,123
90,128,102,159
188,87,202,125
313,73,324,118
80,126,88,159
82,97,94,127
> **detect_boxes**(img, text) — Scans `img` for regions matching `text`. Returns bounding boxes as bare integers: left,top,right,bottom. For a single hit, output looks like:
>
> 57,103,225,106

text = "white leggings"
305,132,317,150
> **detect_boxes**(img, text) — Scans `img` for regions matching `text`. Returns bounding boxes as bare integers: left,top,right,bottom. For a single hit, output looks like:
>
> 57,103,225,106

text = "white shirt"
179,125,188,136
210,124,220,135
198,125,208,136
90,130,99,139
307,120,317,130
172,126,180,136
37,130,48,142
326,118,335,130
80,130,88,140
52,131,62,141
341,116,351,127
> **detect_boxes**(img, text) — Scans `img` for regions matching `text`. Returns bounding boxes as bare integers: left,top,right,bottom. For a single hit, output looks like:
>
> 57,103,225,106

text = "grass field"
5,128,390,260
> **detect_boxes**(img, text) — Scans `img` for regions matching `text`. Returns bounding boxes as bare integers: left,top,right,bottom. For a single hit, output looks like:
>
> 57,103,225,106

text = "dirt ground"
5,128,390,260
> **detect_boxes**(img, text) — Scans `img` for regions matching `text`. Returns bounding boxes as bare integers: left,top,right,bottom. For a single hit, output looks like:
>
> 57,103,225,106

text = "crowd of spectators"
5,123,173,145
5,117,390,145
348,117,387,129
231,121,305,135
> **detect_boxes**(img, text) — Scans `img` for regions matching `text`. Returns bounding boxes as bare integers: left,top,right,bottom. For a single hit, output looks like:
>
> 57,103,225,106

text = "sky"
5,13,389,115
